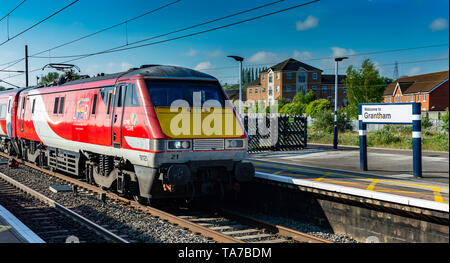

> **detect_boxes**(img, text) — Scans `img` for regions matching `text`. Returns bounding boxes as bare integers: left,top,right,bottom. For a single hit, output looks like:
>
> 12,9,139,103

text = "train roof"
61,65,217,86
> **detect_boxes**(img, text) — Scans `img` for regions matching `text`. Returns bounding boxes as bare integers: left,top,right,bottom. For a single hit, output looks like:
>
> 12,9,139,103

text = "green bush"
314,108,352,133
421,115,433,130
441,108,449,133
305,99,331,118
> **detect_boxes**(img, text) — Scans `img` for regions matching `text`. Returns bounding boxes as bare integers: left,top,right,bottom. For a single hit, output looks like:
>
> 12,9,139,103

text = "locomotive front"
133,68,254,200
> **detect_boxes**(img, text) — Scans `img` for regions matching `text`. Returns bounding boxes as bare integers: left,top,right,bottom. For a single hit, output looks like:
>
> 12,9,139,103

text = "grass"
308,126,449,152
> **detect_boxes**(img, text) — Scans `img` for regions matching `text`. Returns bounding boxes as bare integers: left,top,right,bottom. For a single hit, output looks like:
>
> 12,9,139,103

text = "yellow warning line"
432,187,445,203
314,172,332,182
366,179,381,191
253,161,449,192
0,225,12,233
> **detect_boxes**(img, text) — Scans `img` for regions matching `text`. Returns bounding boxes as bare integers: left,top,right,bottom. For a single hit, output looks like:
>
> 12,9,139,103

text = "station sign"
361,103,414,124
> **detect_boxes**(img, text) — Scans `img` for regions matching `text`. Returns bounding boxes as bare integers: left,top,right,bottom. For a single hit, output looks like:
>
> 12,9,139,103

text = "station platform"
248,145,449,212
0,205,45,243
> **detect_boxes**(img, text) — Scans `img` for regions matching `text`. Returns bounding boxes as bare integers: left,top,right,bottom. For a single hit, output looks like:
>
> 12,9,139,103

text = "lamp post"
227,55,244,115
333,56,348,149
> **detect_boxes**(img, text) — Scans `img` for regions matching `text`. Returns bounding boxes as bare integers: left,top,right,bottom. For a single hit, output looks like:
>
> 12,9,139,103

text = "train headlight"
225,139,245,149
168,140,191,150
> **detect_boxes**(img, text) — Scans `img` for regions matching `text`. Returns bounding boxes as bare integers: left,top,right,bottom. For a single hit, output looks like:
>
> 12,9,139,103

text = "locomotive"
0,64,254,203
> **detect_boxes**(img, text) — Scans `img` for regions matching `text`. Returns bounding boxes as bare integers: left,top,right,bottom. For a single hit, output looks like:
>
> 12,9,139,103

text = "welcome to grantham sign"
361,104,415,124
359,103,422,178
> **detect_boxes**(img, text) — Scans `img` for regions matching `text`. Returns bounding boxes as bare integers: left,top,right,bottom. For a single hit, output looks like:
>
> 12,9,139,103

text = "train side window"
106,93,113,115
114,85,126,108
0,104,6,119
58,97,65,114
92,94,98,115
125,84,140,107
53,97,59,114
32,99,36,114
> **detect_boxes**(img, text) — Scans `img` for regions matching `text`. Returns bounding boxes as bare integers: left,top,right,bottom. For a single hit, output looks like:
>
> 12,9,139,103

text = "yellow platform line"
314,172,332,182
432,187,445,203
366,179,381,191
253,161,449,192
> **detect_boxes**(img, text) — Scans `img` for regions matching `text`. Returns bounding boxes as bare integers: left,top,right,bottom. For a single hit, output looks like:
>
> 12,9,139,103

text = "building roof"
225,88,246,101
246,79,261,87
321,74,346,84
263,58,322,72
384,70,449,96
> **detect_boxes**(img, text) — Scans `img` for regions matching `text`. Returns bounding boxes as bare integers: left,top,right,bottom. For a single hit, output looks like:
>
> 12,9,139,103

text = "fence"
242,114,307,153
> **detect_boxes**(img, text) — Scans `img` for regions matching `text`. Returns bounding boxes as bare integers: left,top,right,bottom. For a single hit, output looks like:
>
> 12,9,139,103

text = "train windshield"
146,80,227,107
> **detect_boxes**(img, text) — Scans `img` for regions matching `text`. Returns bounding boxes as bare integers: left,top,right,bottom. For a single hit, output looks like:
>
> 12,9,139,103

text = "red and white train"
0,65,254,202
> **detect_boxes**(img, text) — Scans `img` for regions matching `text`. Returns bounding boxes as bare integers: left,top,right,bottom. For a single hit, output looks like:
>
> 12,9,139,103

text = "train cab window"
92,94,98,115
146,80,226,107
53,97,59,114
58,97,65,114
125,84,140,107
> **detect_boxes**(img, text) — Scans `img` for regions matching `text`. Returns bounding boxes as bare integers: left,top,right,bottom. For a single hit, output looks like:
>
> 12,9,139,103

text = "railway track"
0,153,331,243
0,172,129,243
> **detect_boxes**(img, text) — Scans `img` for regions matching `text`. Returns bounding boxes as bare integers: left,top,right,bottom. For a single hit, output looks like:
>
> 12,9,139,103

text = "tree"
344,59,386,119
279,90,316,115
305,99,332,118
39,72,60,86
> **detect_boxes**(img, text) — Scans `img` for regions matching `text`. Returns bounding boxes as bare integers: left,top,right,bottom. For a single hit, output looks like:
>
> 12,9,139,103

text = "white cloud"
408,67,421,76
120,62,132,71
296,15,319,31
208,49,224,58
429,18,449,31
330,46,356,58
194,61,214,71
293,50,313,60
248,51,281,64
185,49,197,56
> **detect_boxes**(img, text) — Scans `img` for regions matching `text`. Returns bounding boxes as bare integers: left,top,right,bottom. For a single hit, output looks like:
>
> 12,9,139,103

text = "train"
0,64,254,203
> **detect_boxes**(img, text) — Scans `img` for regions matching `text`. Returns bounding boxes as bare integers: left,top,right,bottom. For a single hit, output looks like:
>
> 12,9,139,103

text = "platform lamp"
227,55,244,115
333,56,348,149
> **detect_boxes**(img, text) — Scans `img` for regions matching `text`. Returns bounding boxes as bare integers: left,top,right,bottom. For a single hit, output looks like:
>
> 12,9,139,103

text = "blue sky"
0,0,448,87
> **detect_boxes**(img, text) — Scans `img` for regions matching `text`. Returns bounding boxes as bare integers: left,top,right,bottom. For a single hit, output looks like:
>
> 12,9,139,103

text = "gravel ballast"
0,161,211,243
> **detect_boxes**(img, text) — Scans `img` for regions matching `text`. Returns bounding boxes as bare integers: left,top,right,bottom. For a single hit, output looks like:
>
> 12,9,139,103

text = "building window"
276,86,279,92
277,72,280,80
255,88,258,94
298,72,306,82
322,86,327,93
269,89,273,95
343,87,347,94
286,72,292,80
286,85,292,92
249,88,252,94
312,86,317,92
423,93,426,102
262,87,266,93
269,75,273,83
262,74,266,81
312,72,318,80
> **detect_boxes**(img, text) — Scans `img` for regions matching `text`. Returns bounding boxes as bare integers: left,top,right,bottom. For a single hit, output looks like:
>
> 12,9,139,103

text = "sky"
0,0,448,88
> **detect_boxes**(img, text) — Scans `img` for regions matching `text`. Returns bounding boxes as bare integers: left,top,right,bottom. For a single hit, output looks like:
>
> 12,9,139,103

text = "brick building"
383,70,449,112
245,58,347,107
